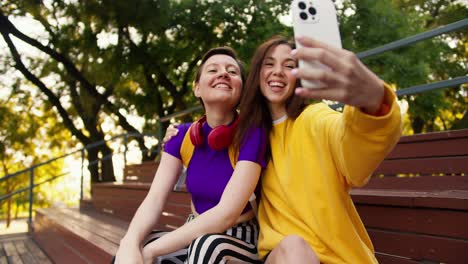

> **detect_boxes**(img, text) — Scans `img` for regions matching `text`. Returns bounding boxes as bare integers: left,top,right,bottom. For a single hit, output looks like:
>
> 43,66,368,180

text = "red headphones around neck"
189,114,239,151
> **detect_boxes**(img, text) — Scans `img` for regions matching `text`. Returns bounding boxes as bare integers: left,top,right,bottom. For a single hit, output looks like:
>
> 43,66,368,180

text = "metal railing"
0,133,157,226
357,18,468,97
0,18,466,230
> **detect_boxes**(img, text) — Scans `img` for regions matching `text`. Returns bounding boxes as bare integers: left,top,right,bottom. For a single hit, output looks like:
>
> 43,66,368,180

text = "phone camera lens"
300,12,308,20
309,7,317,15
298,2,306,10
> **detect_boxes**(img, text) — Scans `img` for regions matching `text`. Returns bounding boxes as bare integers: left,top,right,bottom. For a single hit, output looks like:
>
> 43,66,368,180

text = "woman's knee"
267,235,319,264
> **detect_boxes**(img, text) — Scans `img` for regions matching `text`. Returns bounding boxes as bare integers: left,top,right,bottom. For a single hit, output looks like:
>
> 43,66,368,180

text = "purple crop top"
164,122,267,214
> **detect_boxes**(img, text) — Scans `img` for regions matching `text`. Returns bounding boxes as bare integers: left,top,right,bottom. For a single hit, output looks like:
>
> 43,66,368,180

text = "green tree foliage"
0,0,294,183
0,0,465,188
389,0,467,133
0,87,69,227
338,0,467,133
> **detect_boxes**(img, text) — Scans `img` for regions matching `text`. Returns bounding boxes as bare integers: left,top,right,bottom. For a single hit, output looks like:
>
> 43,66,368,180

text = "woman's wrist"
142,244,156,262
120,235,140,248
361,81,386,115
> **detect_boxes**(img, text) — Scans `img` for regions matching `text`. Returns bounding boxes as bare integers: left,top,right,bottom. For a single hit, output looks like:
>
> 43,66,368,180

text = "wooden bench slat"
355,204,468,239
155,216,187,231
368,228,468,263
165,191,192,204
363,176,468,191
37,209,118,256
374,156,468,175
396,129,468,143
91,182,191,227
90,201,191,224
352,189,468,210
78,206,130,230
94,182,151,189
375,252,426,264
33,220,88,264
386,135,468,159
34,211,112,263
91,194,190,212
123,161,159,183
23,239,52,264
56,208,127,243
92,196,145,209
162,203,191,216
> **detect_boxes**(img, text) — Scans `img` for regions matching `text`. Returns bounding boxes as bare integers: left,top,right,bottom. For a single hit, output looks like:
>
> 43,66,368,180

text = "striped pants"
143,215,260,264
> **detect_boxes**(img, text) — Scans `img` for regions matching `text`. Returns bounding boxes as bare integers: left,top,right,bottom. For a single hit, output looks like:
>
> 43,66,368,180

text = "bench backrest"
91,183,191,231
123,161,159,183
363,129,468,191
374,129,467,176
100,129,468,262
353,129,468,263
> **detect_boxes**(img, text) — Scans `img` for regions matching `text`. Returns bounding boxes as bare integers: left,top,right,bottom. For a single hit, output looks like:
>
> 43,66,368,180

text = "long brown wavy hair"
233,36,309,160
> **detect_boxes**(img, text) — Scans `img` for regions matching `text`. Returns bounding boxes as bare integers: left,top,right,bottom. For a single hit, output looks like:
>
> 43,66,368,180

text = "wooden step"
124,161,159,183
352,189,468,263
0,232,52,264
352,188,468,210
32,207,128,264
91,182,191,229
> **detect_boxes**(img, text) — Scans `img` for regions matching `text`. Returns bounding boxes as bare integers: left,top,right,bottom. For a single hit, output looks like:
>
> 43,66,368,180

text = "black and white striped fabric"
143,214,260,264
142,230,188,263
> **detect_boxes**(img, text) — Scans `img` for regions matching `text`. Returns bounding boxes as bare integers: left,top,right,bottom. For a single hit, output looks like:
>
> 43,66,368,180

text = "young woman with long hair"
238,35,401,264
115,47,267,264
164,35,401,263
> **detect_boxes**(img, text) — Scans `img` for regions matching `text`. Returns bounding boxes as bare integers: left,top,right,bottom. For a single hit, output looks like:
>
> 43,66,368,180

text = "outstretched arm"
292,36,401,187
115,153,183,264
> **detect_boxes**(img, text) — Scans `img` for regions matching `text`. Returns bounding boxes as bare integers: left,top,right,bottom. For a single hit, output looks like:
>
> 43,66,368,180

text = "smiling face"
194,54,243,109
260,44,297,117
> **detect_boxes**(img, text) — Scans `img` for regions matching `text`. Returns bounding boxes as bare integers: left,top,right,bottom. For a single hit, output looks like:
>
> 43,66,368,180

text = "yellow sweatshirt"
257,86,401,263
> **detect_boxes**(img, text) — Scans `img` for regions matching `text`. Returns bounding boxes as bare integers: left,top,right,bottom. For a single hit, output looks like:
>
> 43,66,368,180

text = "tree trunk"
412,116,424,134
99,144,115,182
451,112,468,130
87,147,100,183
6,182,11,228
14,199,19,219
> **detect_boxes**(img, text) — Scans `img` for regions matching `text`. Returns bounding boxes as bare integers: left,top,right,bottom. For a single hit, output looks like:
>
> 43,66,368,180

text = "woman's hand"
292,36,384,114
114,243,143,264
162,124,179,146
142,246,155,264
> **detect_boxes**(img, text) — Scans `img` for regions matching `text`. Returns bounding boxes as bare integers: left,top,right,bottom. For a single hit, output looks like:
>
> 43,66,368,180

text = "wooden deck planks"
0,233,51,264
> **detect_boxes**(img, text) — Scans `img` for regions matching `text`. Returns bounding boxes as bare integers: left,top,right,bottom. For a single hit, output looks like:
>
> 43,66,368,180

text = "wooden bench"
93,129,468,263
352,129,468,263
64,129,466,263
32,182,190,263
90,181,190,230
32,207,129,263
31,160,189,263
123,161,159,183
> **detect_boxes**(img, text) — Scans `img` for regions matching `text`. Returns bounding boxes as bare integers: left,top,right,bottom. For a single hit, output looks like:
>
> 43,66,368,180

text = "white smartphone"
291,0,342,89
